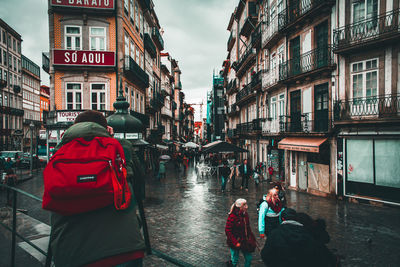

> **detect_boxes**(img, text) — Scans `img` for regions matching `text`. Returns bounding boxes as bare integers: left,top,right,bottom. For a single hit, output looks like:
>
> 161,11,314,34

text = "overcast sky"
0,0,237,121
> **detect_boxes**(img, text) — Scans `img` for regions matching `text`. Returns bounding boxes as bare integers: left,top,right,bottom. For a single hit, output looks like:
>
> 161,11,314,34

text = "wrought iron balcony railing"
152,27,164,50
278,0,334,31
334,94,400,121
236,83,255,104
237,118,263,134
144,33,157,58
279,112,330,133
226,78,238,95
239,1,258,37
333,9,400,52
251,23,261,48
236,46,256,76
124,56,149,89
279,46,334,81
263,15,281,48
251,70,262,89
262,66,280,91
227,104,239,115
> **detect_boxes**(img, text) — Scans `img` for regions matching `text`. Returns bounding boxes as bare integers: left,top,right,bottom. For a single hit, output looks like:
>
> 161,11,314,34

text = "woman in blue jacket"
258,188,284,238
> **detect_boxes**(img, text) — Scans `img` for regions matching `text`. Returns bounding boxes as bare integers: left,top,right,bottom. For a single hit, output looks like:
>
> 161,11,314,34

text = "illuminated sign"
53,50,115,67
57,111,83,122
51,0,115,9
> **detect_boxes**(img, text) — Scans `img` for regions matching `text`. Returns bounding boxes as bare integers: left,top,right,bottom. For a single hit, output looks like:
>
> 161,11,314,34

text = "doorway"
290,90,301,132
314,83,329,132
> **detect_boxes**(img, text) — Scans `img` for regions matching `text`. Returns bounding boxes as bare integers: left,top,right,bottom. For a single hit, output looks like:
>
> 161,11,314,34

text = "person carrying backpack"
258,188,285,239
44,110,146,267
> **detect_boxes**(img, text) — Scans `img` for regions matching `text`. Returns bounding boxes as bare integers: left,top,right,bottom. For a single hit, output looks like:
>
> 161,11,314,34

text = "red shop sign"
53,50,115,67
51,0,115,9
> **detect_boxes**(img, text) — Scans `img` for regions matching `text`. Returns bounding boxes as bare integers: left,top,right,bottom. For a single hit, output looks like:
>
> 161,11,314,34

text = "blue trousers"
230,248,252,267
221,176,227,191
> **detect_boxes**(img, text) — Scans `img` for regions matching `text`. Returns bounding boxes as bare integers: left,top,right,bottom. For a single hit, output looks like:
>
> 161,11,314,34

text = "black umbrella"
202,141,248,153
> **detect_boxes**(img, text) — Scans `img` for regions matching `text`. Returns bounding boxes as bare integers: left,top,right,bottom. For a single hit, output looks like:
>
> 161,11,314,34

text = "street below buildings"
0,162,400,267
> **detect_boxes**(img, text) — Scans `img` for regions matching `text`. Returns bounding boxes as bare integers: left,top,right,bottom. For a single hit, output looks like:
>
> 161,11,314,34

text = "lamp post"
29,122,34,177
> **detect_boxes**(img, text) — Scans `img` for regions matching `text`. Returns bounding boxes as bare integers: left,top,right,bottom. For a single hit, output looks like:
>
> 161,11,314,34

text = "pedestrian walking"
183,154,189,175
225,198,256,267
220,161,231,192
45,110,146,266
239,159,252,191
158,160,166,180
3,158,17,206
258,188,284,239
229,160,240,190
261,208,338,267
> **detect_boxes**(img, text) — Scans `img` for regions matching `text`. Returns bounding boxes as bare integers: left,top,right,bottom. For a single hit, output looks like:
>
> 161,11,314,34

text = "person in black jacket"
220,160,231,192
261,208,338,267
239,159,252,191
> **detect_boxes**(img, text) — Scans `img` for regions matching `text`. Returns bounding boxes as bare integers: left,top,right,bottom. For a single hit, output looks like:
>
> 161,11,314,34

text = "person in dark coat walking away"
239,159,252,191
225,198,256,267
220,160,231,192
47,111,146,267
261,208,338,267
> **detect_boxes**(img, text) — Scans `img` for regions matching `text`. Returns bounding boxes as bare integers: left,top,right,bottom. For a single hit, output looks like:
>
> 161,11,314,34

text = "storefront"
340,136,400,204
279,137,331,195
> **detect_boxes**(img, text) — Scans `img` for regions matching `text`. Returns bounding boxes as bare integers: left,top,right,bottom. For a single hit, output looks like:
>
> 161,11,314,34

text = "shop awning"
278,137,327,153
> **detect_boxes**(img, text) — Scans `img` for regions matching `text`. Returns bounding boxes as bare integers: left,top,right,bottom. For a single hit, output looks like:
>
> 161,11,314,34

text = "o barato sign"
53,49,115,67
51,0,115,9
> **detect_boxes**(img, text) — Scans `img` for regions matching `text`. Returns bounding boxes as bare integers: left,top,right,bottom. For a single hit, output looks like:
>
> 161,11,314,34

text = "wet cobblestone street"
0,163,399,266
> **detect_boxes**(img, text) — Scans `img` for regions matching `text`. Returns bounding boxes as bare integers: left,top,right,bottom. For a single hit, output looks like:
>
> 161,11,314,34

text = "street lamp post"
29,122,34,177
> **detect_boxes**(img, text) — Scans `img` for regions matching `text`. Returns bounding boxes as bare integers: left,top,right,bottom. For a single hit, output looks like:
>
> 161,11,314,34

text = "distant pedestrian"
258,188,284,239
239,159,252,191
229,160,240,190
225,198,256,267
183,155,189,174
220,161,231,192
261,208,338,267
3,158,17,206
158,160,166,180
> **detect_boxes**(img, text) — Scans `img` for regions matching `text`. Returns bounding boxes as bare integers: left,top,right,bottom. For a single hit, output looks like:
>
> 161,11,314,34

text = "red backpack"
42,136,131,215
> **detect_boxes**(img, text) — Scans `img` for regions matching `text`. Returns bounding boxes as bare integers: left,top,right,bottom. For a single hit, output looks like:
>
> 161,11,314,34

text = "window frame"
90,83,107,111
89,27,106,51
350,58,379,99
65,82,83,110
65,25,82,50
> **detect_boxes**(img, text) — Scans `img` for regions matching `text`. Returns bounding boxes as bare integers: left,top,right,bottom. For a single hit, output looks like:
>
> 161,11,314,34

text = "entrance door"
315,21,329,68
315,83,329,132
298,153,308,190
290,151,297,188
289,0,300,22
290,90,301,132
290,37,301,76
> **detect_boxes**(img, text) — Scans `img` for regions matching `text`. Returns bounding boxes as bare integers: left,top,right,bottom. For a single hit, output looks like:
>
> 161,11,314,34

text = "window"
124,35,129,57
270,96,277,120
0,69,2,81
66,83,82,110
139,10,144,37
2,31,5,44
9,55,12,68
124,0,129,16
278,93,285,118
130,0,135,24
91,83,106,110
13,39,16,51
130,41,135,60
351,58,378,99
90,27,106,51
3,51,6,66
277,0,283,13
135,1,139,31
13,57,16,71
65,26,81,50
17,42,21,54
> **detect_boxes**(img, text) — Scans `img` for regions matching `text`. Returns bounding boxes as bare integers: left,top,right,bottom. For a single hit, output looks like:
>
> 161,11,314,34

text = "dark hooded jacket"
261,220,337,267
49,122,145,267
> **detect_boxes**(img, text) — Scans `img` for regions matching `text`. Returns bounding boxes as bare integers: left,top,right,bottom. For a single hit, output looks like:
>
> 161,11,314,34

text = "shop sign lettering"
57,111,83,122
51,0,114,9
53,50,115,67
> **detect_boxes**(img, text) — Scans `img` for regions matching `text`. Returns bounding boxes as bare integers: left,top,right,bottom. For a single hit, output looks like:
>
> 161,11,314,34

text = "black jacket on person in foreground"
261,220,337,267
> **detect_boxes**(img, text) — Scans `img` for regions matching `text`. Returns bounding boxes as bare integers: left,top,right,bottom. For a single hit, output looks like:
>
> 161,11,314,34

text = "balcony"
333,9,400,54
226,78,238,95
237,118,263,135
250,70,262,90
278,0,335,32
152,27,164,51
334,94,400,123
239,2,258,38
236,83,256,105
279,46,334,82
227,128,238,138
227,104,239,116
13,85,21,94
250,23,261,48
262,67,281,92
263,16,282,49
161,106,173,118
144,33,157,58
262,118,283,135
124,56,149,89
280,112,330,133
236,46,257,77
227,31,236,51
